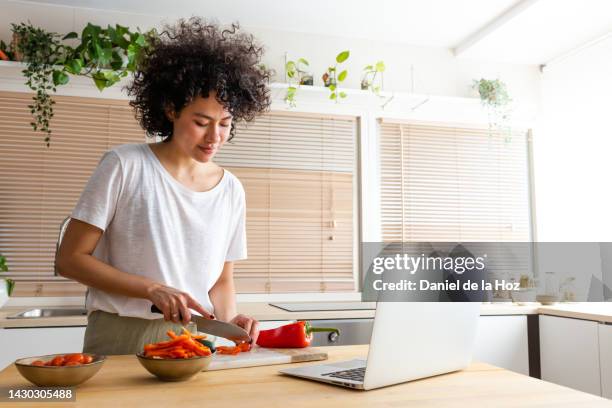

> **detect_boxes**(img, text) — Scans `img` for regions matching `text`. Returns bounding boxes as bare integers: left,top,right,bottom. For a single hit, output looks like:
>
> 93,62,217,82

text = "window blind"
378,120,534,280
216,112,357,293
379,120,532,243
0,91,146,296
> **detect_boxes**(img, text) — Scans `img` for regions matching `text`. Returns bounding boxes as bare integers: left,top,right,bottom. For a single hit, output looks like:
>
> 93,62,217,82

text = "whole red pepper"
256,321,339,348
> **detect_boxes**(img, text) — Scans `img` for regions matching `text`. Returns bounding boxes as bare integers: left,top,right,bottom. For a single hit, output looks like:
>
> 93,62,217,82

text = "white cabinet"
0,326,86,370
599,324,612,398
473,315,529,375
540,315,601,396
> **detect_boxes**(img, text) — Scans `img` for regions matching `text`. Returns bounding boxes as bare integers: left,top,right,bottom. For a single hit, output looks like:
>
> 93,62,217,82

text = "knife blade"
150,305,251,343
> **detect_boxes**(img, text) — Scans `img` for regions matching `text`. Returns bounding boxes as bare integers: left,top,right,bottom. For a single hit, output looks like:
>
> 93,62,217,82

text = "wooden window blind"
0,91,146,296
379,120,532,243
215,112,357,293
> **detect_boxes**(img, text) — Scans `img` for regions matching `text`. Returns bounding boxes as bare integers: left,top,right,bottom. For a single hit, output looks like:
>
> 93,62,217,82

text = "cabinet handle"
328,332,339,343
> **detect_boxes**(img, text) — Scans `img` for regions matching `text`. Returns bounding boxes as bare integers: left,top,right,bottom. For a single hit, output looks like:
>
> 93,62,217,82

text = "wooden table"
0,345,610,407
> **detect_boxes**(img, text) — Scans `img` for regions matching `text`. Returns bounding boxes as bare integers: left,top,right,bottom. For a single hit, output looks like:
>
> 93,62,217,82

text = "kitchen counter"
0,302,540,328
0,345,609,407
2,301,612,329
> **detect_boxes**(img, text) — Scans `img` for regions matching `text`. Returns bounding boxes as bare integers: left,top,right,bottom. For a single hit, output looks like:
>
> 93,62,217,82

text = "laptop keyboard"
321,366,365,382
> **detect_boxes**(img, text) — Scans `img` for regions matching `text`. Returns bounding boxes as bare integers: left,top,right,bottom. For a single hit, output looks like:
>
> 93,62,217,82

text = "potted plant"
322,50,349,102
361,60,385,95
472,78,512,138
284,57,311,107
0,254,15,308
10,22,66,146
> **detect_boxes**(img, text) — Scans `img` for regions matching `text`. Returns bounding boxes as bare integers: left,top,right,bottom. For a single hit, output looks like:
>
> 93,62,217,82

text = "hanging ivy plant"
10,22,157,147
472,78,513,139
11,23,66,146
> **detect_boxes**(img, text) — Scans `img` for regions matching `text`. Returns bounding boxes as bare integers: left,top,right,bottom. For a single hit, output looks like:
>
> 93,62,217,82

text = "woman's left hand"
230,314,260,344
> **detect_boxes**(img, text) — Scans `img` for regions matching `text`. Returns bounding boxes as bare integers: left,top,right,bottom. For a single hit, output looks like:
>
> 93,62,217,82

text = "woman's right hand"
146,283,214,324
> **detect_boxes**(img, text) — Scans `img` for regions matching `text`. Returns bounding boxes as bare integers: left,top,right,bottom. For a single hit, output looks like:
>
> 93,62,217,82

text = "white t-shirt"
71,143,247,319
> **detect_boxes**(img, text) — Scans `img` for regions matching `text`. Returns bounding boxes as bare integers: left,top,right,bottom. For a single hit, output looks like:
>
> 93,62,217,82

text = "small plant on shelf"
0,254,15,306
322,50,349,102
10,22,67,146
284,57,311,107
361,60,385,95
472,78,513,139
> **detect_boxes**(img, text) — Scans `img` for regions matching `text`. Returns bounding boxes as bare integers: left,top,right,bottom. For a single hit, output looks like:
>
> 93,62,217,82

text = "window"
215,112,358,292
379,120,533,243
0,91,145,296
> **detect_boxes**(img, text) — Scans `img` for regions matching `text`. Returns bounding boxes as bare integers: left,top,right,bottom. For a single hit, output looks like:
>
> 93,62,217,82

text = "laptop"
279,302,480,390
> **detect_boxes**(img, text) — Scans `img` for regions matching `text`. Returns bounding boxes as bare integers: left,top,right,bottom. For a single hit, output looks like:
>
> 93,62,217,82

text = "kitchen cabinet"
0,326,86,370
540,315,601,396
473,315,529,375
599,323,612,398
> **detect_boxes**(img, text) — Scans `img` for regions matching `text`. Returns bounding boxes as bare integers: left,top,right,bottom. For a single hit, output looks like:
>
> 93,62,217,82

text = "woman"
56,18,271,355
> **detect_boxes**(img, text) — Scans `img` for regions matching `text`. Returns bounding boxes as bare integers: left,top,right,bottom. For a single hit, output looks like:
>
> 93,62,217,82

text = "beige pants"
83,310,198,355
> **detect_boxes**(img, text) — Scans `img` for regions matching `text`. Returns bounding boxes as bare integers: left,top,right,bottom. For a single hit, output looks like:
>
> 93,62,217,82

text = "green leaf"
285,61,296,72
107,25,117,42
364,65,373,71
62,31,78,40
329,92,337,100
329,84,336,91
64,58,82,75
92,72,108,91
338,70,347,82
52,70,69,86
126,43,140,71
336,50,350,63
110,51,123,70
115,24,129,37
339,92,347,98
297,58,309,66
134,33,146,46
6,279,15,296
375,61,386,72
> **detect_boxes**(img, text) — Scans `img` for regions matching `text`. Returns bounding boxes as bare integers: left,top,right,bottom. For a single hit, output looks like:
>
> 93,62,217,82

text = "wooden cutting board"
207,346,328,371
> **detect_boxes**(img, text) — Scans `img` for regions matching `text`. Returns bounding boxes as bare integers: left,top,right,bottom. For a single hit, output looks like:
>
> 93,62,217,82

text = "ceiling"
14,0,612,65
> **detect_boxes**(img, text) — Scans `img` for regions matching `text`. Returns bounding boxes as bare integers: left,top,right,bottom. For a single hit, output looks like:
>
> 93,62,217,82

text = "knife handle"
151,304,185,321
150,304,167,316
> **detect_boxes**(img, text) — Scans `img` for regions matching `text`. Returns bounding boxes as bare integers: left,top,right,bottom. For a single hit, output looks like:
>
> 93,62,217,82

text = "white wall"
535,36,612,241
1,0,541,106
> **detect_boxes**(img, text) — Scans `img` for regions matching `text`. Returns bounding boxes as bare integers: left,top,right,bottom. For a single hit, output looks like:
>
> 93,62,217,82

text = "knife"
150,305,251,343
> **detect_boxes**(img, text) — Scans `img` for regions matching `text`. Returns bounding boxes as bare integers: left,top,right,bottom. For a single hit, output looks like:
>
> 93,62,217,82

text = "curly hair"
127,17,272,142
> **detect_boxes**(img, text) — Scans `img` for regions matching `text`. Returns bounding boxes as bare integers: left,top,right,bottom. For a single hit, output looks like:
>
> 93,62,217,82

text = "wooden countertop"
538,303,612,324
0,345,609,407
0,302,540,328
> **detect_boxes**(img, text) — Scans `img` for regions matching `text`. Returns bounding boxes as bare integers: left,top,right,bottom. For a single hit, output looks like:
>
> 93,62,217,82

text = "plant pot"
322,72,336,88
0,279,10,308
299,74,313,86
11,32,23,62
